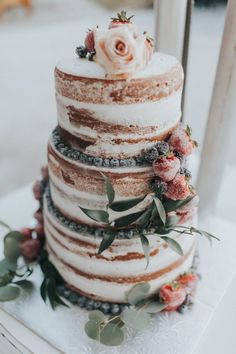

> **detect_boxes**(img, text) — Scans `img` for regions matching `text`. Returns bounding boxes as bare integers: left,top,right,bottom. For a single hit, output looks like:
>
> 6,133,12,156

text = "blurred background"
0,0,228,198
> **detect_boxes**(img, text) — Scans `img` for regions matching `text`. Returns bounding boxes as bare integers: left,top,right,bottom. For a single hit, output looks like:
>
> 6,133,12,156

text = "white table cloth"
0,184,236,354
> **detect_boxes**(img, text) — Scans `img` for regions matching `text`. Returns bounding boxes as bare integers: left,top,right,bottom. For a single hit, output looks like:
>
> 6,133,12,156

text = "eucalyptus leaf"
120,308,151,330
4,238,21,262
80,207,109,223
0,285,20,301
192,228,220,242
137,207,152,229
110,195,146,212
101,173,115,206
114,210,145,228
153,197,166,224
127,282,150,305
165,215,180,228
163,196,194,213
0,220,11,231
89,310,106,324
14,280,34,291
140,234,150,269
100,322,124,346
4,231,24,243
143,300,167,314
161,236,184,256
85,320,100,340
0,259,16,276
98,231,116,254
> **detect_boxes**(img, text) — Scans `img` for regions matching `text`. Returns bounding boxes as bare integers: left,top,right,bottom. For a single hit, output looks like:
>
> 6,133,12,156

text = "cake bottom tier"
44,195,197,303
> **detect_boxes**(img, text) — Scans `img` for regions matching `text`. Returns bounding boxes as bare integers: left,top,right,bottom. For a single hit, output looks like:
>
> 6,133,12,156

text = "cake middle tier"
48,136,154,227
55,53,183,158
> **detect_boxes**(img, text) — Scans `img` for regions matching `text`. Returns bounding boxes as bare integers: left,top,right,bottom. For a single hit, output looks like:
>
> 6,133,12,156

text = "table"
0,184,236,354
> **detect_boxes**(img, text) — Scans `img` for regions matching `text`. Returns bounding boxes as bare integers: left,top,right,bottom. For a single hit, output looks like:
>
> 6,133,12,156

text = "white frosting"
56,52,180,81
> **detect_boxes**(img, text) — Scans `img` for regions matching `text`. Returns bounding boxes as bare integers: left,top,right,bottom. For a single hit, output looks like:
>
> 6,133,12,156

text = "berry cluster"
76,29,96,61
52,128,145,168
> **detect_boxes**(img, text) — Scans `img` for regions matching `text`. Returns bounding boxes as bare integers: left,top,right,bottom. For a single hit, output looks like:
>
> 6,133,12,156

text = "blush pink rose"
94,27,153,79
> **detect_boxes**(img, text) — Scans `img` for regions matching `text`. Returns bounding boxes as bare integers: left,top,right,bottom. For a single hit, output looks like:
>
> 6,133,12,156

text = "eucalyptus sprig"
0,227,34,302
79,175,219,266
85,283,166,346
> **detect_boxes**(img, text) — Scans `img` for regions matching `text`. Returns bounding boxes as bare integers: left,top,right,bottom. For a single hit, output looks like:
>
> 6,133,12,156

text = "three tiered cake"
44,12,198,307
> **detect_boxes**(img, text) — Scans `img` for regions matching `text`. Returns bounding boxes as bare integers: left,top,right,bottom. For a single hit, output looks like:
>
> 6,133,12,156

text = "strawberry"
178,272,199,295
21,227,32,240
153,154,180,182
109,10,134,29
84,29,95,52
165,173,190,200
34,209,43,223
169,125,198,156
159,282,186,311
32,181,42,201
21,239,41,262
177,207,197,224
41,166,49,181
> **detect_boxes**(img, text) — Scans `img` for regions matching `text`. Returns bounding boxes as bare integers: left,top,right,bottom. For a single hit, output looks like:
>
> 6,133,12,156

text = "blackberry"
136,155,144,165
110,159,120,167
180,167,192,180
87,156,94,165
80,154,88,163
94,157,103,167
178,294,194,314
144,147,159,163
150,178,167,195
76,46,87,58
155,141,170,155
68,292,79,305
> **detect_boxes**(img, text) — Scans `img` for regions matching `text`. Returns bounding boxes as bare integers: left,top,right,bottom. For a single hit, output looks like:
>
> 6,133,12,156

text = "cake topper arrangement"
76,10,154,79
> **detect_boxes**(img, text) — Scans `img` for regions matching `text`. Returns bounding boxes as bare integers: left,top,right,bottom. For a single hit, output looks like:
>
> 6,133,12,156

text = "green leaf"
153,197,166,224
161,236,184,256
143,300,167,314
101,173,115,206
98,230,116,254
163,196,194,213
114,210,145,228
85,320,100,340
120,308,151,330
191,228,220,242
140,234,150,269
4,238,21,262
14,280,34,291
0,220,11,231
89,310,106,324
127,282,150,305
0,285,20,301
80,207,109,223
110,195,146,212
155,227,170,235
100,322,124,346
0,259,16,276
40,278,48,303
137,207,152,229
0,273,14,287
4,231,24,243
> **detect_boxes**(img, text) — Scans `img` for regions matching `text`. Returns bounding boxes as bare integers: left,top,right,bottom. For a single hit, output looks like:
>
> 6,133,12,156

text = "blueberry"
95,229,102,237
87,156,94,165
180,167,192,180
119,159,127,167
88,50,96,61
93,301,102,309
117,230,125,238
76,46,87,58
144,147,159,163
69,292,79,305
155,141,170,155
101,302,110,313
127,158,136,167
94,157,103,167
103,159,110,167
124,230,134,238
78,296,86,307
111,304,120,314
110,159,119,167
136,156,144,165
63,289,71,299
80,154,88,163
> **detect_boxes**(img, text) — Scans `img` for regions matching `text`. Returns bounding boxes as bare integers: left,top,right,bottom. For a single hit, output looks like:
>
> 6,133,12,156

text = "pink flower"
159,283,186,311
169,125,198,156
153,154,180,182
21,239,41,262
165,173,190,200
94,26,153,79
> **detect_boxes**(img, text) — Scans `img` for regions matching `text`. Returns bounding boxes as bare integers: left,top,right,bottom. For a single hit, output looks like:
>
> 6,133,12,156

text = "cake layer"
55,53,183,158
48,138,154,227
44,199,196,303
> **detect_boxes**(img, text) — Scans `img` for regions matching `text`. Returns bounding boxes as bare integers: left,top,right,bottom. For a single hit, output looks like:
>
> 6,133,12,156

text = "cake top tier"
71,10,157,80
56,52,180,81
